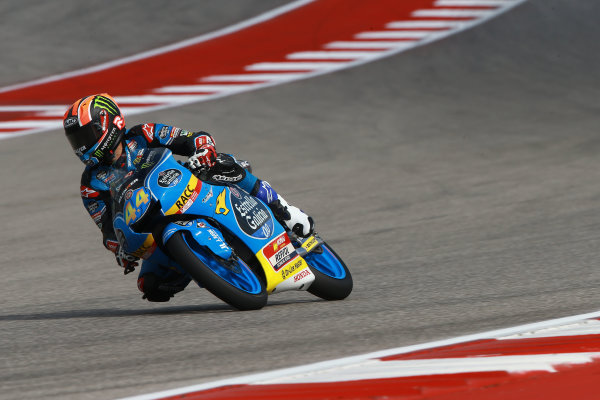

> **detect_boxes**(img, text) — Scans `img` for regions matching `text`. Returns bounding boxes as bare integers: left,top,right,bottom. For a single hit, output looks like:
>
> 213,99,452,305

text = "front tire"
166,231,267,310
305,243,353,301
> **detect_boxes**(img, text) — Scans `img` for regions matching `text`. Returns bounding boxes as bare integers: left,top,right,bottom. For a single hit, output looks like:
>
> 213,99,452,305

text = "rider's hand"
115,246,139,275
187,145,217,170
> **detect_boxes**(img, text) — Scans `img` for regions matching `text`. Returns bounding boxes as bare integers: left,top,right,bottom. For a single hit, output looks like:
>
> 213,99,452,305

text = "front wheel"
304,243,353,301
166,231,267,310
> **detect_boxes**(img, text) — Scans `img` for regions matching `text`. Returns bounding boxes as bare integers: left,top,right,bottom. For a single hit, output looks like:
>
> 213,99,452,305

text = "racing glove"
115,246,139,275
186,145,217,170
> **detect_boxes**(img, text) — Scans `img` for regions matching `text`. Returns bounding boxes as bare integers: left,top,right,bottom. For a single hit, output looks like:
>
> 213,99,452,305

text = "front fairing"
112,147,314,293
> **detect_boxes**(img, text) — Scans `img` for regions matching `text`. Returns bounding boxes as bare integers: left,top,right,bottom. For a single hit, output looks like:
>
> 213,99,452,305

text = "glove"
186,145,217,170
115,246,139,275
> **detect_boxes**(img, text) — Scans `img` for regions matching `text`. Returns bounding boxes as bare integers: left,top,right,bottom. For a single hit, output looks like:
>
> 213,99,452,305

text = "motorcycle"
110,147,352,310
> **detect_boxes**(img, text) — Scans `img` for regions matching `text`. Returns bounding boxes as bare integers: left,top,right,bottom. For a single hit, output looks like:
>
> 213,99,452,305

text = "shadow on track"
0,298,323,321
0,304,234,321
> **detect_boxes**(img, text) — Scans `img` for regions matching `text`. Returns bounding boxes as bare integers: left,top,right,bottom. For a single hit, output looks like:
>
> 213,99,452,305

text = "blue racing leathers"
78,123,275,301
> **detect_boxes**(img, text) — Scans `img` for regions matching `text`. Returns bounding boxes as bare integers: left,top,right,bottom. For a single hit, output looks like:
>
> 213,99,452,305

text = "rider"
63,93,313,302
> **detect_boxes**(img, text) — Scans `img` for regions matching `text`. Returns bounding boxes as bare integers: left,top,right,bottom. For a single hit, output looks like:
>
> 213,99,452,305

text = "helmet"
63,93,126,166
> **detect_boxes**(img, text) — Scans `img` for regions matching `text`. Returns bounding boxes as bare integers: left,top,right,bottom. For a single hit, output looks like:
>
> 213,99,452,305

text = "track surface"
2,1,600,399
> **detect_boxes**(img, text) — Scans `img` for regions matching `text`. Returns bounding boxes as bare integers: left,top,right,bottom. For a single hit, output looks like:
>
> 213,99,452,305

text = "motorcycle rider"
63,93,313,302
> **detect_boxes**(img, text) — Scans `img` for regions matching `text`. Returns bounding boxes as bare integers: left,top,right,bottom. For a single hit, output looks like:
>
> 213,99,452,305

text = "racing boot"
138,272,191,302
254,180,314,237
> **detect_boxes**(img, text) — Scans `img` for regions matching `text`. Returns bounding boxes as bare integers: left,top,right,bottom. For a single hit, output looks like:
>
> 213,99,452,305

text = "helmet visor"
65,123,103,156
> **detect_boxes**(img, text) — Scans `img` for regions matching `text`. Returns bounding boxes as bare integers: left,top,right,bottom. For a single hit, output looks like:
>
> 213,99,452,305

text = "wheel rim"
304,244,347,279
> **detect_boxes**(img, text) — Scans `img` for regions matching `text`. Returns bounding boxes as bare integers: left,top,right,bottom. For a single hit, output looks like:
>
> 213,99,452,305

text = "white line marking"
355,31,432,39
154,84,261,93
202,73,307,82
256,353,600,384
117,309,600,400
245,62,348,71
413,9,494,18
286,51,382,60
498,319,600,340
435,0,511,6
386,20,464,29
0,0,317,94
325,41,414,50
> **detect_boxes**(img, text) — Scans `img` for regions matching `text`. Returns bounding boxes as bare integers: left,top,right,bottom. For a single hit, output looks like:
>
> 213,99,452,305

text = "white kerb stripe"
0,120,62,128
286,51,382,60
325,41,414,50
386,20,464,29
0,105,67,112
155,84,261,93
255,353,600,384
435,0,511,6
114,95,213,104
245,62,348,71
355,31,432,39
0,0,317,94
202,73,307,82
412,9,493,18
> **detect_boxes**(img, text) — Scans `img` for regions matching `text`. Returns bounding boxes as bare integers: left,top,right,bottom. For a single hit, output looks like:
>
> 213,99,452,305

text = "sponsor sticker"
159,126,171,140
280,257,304,280
202,186,213,203
80,185,99,198
64,116,78,128
294,269,312,282
99,110,109,134
157,168,183,188
230,190,273,239
215,189,230,215
262,233,296,271
142,124,154,142
213,173,243,183
168,179,202,214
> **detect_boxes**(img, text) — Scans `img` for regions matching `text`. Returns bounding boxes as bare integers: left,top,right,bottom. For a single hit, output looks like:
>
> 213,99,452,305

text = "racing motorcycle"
110,147,352,310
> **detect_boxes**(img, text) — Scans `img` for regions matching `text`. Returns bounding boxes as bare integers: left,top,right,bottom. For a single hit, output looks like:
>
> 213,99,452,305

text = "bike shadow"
0,303,235,321
0,298,324,321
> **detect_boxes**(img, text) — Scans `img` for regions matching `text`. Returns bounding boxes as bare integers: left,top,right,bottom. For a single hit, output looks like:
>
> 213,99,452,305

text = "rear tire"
305,243,353,301
166,231,267,310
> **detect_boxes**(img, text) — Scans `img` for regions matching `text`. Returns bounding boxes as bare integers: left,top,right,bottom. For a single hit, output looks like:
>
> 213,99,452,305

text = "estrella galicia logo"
230,190,273,239
157,168,182,188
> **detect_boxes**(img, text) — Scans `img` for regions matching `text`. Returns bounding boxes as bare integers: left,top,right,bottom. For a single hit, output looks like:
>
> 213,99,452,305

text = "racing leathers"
79,123,313,302
79,123,216,255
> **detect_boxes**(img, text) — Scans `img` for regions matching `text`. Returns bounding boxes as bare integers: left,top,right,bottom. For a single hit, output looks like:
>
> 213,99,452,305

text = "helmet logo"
64,116,78,128
99,110,109,134
113,115,125,130
93,96,119,115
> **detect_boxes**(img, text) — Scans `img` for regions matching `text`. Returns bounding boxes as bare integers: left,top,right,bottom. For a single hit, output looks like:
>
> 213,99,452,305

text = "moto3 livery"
111,147,352,310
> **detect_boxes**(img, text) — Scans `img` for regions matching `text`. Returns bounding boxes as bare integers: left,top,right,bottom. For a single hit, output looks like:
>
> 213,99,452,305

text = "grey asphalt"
2,1,600,399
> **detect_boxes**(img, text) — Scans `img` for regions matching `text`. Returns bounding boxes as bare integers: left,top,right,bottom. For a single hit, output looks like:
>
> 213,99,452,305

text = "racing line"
7,0,594,398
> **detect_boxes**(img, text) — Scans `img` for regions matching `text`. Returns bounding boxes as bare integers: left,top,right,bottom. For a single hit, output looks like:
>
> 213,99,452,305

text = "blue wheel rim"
304,244,346,279
184,236,263,294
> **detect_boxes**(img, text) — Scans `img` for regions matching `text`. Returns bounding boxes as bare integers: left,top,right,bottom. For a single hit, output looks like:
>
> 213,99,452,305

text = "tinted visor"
65,123,103,154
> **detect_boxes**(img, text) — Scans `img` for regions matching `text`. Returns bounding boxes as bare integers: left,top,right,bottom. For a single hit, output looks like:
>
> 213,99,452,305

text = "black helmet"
63,93,126,166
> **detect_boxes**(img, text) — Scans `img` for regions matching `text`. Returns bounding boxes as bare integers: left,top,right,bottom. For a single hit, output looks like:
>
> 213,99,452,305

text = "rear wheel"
305,243,353,300
166,231,267,310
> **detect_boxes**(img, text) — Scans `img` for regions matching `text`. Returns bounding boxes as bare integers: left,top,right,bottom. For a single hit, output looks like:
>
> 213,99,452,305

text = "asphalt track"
1,1,600,399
